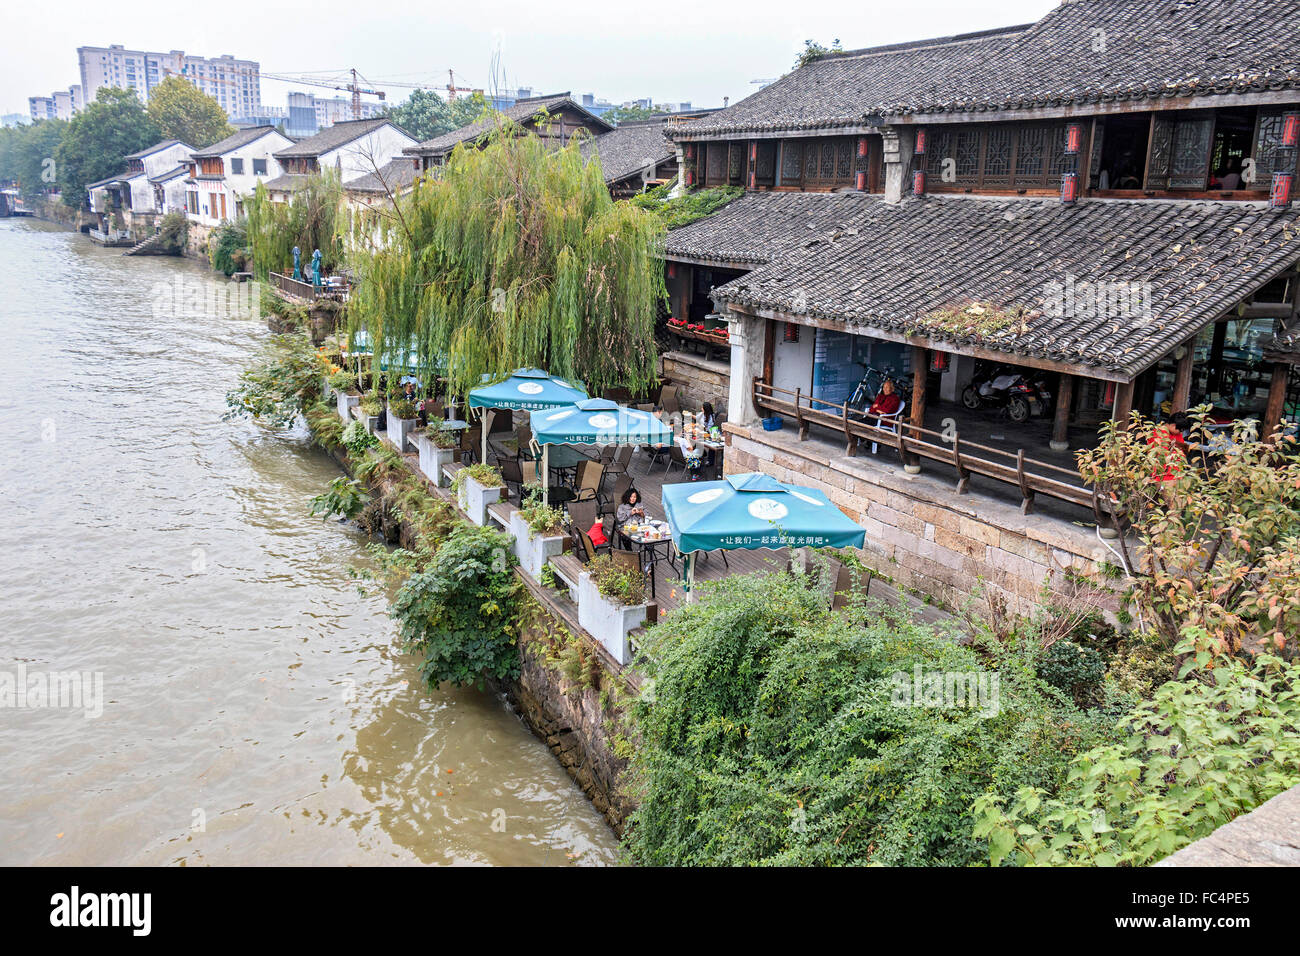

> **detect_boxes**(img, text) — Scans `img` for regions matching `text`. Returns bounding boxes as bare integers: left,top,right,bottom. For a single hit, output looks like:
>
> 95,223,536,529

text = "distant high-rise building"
75,45,261,118
28,96,56,121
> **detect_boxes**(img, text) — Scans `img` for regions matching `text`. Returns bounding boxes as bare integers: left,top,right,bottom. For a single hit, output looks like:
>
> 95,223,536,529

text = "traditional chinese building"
659,0,1300,609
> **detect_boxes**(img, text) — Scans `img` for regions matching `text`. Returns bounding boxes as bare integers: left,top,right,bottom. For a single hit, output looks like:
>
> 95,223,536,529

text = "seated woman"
866,379,904,425
616,487,646,527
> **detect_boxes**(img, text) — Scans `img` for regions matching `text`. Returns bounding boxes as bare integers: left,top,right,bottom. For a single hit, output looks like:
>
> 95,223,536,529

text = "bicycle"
847,363,911,413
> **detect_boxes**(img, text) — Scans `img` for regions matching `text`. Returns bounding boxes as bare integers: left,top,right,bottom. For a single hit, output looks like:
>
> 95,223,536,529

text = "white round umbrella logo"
517,382,544,395
687,488,724,504
747,498,788,521
589,413,619,429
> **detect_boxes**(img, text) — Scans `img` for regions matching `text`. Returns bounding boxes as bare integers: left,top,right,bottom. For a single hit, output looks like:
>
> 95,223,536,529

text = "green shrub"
588,555,644,606
341,419,378,456
223,332,320,427
327,370,356,392
622,569,1120,866
1038,639,1106,707
309,477,369,520
391,524,519,688
209,220,249,276
453,463,504,490
519,499,565,536
390,398,417,420
974,654,1300,866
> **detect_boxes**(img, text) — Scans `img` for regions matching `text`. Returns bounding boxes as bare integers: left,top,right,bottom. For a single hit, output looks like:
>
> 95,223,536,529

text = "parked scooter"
961,367,1052,423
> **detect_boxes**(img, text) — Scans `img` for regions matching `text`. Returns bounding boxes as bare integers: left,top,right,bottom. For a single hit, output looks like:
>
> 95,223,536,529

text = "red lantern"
857,137,868,157
1271,171,1294,209
667,262,677,278
1065,123,1083,155
1061,171,1079,206
914,128,927,156
783,322,800,343
930,351,950,373
855,169,866,191
913,169,926,196
1282,113,1300,149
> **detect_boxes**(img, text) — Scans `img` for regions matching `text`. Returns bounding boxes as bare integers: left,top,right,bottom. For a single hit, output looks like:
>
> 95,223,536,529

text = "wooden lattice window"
727,142,744,186
755,141,776,187
1147,114,1214,190
704,142,729,186
780,140,802,183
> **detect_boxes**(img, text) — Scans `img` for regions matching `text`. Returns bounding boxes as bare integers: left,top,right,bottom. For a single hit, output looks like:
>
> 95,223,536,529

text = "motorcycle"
962,368,1052,423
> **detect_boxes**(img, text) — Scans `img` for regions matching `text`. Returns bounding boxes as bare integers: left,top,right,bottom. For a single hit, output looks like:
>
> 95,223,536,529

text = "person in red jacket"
1148,415,1189,484
866,379,904,425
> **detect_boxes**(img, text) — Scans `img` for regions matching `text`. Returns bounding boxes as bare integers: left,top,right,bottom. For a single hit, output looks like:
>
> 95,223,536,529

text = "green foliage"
56,87,161,207
973,654,1300,866
245,173,344,279
208,220,249,275
310,477,370,520
383,88,487,142
629,182,743,230
390,398,418,420
1078,410,1300,659
623,570,1120,866
223,332,322,427
155,212,189,254
588,555,645,606
145,76,234,148
359,390,384,416
0,118,68,199
304,398,344,448
453,463,504,490
344,118,666,399
1038,640,1107,707
327,369,356,391
518,499,565,536
341,419,378,456
391,524,520,688
796,38,843,68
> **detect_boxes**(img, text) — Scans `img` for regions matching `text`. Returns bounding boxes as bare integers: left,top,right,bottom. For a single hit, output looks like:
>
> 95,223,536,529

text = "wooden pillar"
1050,373,1075,451
762,318,776,387
1112,379,1135,429
1171,339,1196,413
1264,362,1290,443
906,345,928,473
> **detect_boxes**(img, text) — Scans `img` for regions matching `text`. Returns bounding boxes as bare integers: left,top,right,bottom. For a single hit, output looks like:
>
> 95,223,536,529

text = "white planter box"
388,417,417,453
362,413,380,435
509,512,567,582
577,572,647,666
457,473,502,526
336,391,359,421
414,433,457,486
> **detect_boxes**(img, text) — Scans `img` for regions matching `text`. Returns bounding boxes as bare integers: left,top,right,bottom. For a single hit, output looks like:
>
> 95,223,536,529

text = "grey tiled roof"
676,191,1300,378
677,0,1300,136
148,164,189,184
404,93,613,157
261,173,311,192
125,140,189,160
192,125,285,158
578,120,675,183
345,157,418,194
273,118,399,159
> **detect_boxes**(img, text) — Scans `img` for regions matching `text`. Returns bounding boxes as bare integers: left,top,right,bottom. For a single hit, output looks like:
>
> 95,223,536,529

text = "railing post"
953,434,970,494
795,387,808,440
842,400,858,457
1016,448,1035,514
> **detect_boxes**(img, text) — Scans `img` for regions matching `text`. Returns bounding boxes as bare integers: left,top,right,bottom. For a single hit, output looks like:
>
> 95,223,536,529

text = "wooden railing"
269,272,319,300
753,379,1115,522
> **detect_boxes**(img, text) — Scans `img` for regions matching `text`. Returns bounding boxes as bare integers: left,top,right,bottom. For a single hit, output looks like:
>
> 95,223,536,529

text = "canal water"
0,219,619,866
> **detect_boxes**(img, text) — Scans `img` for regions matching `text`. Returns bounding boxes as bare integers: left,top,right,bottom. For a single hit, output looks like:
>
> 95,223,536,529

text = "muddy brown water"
0,219,618,865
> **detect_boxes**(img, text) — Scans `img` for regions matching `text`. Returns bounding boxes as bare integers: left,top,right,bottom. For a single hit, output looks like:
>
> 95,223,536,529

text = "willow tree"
343,119,666,398
246,171,344,279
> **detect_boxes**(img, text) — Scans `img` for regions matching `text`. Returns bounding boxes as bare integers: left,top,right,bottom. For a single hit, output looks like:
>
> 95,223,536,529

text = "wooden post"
906,346,928,473
1264,362,1290,444
1209,320,1228,397
1171,339,1195,413
1112,379,1135,429
762,319,776,387
1050,373,1074,451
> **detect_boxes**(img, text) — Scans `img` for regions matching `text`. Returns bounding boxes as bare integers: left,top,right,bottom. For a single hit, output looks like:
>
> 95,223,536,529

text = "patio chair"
576,526,611,562
661,387,681,415
459,427,482,465
566,499,609,541
499,457,525,503
605,445,634,481
611,547,641,575
663,443,689,477
599,475,634,520
572,461,605,502
870,401,906,455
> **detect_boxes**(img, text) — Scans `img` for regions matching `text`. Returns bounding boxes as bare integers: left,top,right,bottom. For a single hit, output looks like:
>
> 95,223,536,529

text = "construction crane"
258,68,388,120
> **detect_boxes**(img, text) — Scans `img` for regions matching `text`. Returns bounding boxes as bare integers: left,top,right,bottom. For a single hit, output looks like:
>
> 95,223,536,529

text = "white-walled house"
183,125,294,225
86,139,193,216
263,118,417,202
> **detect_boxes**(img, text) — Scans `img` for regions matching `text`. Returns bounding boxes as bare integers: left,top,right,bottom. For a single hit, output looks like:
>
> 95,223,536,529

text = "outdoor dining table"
438,419,468,431
620,518,676,600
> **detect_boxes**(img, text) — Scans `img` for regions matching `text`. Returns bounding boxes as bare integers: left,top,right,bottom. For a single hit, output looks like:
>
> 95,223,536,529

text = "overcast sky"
5,0,1059,117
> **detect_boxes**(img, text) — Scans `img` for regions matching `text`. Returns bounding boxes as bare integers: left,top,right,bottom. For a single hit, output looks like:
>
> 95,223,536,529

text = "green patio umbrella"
532,398,674,505
467,368,589,466
661,472,866,602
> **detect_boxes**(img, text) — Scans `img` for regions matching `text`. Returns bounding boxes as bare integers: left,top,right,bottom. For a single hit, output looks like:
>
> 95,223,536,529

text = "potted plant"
387,398,419,452
452,463,504,526
413,417,460,487
358,390,384,435
330,370,360,420
510,491,567,581
577,555,647,666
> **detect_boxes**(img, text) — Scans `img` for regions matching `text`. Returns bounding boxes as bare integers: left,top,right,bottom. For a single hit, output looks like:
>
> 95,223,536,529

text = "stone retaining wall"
1156,784,1300,866
724,423,1122,613
661,350,730,415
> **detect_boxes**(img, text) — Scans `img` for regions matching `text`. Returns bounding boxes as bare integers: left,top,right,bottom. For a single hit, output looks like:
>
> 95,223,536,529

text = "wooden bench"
487,499,517,531
441,460,465,488
549,553,586,602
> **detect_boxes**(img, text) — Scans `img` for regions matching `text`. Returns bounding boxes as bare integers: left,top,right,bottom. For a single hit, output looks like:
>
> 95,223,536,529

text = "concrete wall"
1157,784,1300,866
724,422,1121,613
